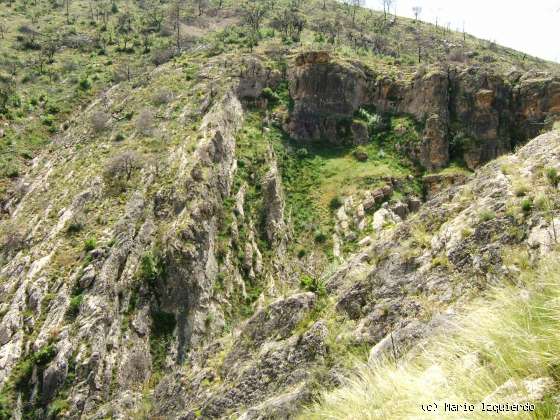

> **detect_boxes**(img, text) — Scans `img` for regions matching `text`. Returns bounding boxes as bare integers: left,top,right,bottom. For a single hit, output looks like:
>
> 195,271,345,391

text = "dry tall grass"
304,253,560,419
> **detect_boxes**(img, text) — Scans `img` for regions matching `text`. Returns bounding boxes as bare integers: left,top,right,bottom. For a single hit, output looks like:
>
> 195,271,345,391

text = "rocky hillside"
1,0,560,418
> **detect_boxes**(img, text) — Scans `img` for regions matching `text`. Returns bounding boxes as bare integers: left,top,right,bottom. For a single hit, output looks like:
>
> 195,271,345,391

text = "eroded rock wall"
286,52,560,170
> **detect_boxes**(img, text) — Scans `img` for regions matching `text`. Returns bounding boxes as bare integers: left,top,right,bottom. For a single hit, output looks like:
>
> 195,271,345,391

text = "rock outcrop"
287,51,560,170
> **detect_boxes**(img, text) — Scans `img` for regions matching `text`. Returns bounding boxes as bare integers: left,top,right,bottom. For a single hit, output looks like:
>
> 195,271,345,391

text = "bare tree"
103,151,142,187
91,110,110,132
348,0,365,24
242,0,267,35
0,224,26,257
169,0,185,50
116,10,134,50
271,7,306,41
194,0,208,16
17,24,40,49
412,6,422,22
135,108,155,135
41,30,61,64
143,0,165,31
0,76,15,114
0,21,5,40
64,0,71,24
241,0,268,50
380,0,394,21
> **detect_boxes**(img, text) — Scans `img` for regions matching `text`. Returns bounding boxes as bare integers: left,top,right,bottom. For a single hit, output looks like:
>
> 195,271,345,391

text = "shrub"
152,88,173,105
296,148,309,159
41,114,55,126
314,231,328,244
113,132,125,142
47,399,70,418
357,108,383,131
151,47,176,66
135,108,154,135
15,25,40,50
353,146,368,162
261,87,280,105
0,160,19,178
90,111,110,132
46,103,60,114
66,215,84,234
300,274,327,297
10,344,56,395
478,209,496,222
150,310,176,371
84,237,97,252
61,59,78,73
0,393,11,419
112,65,132,82
1,225,26,256
78,78,91,90
139,251,164,284
329,196,343,211
103,151,142,188
521,197,533,214
65,294,83,319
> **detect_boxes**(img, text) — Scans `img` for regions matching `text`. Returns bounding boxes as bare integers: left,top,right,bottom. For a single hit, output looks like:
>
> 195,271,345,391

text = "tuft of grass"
513,179,530,197
65,295,83,320
66,219,84,234
83,237,97,252
431,255,450,269
521,197,533,214
78,78,91,90
478,209,496,222
461,227,474,239
545,167,559,188
304,252,560,419
300,274,327,297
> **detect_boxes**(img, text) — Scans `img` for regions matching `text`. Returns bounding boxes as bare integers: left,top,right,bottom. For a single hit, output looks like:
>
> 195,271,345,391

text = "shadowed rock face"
287,53,368,144
287,52,560,170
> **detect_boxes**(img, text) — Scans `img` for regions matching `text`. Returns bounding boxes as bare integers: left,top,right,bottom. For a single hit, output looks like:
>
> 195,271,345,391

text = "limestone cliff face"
287,52,560,170
287,52,369,144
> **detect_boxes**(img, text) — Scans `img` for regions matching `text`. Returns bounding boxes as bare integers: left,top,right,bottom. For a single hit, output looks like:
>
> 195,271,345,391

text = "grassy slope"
1,0,557,194
304,247,560,419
